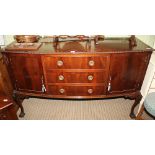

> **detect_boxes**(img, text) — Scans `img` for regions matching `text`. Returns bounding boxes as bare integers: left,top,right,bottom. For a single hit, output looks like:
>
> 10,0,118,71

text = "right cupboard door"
108,52,151,94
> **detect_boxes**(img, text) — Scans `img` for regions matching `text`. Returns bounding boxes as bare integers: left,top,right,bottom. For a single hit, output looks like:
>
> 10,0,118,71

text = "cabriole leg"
129,93,142,119
13,93,25,117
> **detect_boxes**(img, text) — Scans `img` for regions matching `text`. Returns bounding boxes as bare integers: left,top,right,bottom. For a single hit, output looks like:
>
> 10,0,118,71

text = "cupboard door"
108,52,151,94
8,54,43,92
0,55,13,96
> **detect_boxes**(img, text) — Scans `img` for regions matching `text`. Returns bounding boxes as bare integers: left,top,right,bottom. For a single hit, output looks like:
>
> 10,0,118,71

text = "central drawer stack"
42,54,110,98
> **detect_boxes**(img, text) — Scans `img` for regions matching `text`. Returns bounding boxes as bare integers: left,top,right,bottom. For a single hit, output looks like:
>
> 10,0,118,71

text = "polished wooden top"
0,96,13,110
3,37,154,54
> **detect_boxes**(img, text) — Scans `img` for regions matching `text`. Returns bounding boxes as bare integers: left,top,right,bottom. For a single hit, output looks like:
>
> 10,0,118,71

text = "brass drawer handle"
88,88,93,94
89,60,95,66
59,88,65,94
88,75,93,81
57,60,63,66
58,75,64,81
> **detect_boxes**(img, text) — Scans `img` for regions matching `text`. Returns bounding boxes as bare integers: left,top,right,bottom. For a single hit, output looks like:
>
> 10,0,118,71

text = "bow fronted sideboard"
1,36,153,118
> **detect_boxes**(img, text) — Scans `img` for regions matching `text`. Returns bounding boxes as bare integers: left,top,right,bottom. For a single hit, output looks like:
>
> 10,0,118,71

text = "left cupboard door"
7,54,43,93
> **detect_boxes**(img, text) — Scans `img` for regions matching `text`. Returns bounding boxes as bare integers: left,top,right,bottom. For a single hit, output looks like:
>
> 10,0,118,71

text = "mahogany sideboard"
1,36,153,118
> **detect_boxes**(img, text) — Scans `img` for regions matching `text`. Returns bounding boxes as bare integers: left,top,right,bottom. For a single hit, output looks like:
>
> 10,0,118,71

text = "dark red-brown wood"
108,52,151,94
7,54,43,93
42,55,110,69
47,84,106,96
0,53,18,119
1,36,153,118
0,53,13,97
0,96,18,120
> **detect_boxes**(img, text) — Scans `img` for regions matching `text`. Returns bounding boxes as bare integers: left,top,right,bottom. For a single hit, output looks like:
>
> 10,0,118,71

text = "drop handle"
88,60,95,66
88,89,93,94
58,75,64,81
57,60,63,66
88,75,94,81
59,88,65,94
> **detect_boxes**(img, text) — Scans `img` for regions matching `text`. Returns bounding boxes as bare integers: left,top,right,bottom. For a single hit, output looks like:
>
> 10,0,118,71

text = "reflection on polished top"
57,41,89,53
4,36,154,54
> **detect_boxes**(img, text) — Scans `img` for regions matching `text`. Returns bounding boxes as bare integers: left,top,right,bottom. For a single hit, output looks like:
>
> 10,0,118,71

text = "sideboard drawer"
46,85,106,96
42,55,110,69
45,70,107,84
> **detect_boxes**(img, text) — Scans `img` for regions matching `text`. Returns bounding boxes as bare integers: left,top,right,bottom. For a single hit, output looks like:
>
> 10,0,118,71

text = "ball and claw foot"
19,111,25,118
129,112,136,119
